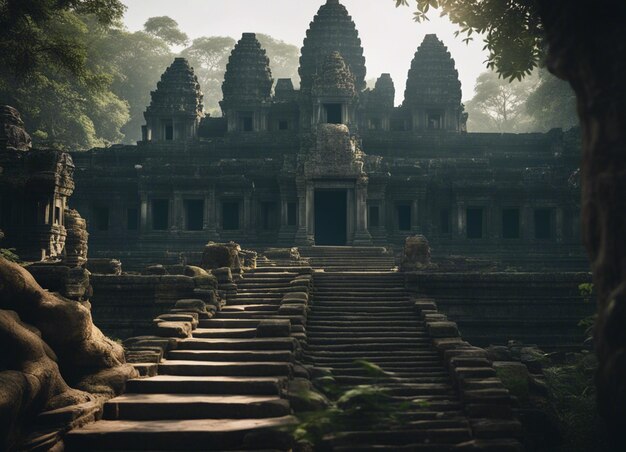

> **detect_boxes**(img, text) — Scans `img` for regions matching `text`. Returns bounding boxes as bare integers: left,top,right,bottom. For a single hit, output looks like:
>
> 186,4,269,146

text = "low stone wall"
406,272,594,350
90,275,197,339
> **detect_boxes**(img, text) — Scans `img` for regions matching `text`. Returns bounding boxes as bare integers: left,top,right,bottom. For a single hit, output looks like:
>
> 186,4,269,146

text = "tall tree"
465,70,537,133
143,16,188,46
181,36,236,115
526,68,578,132
108,29,173,142
0,3,130,150
257,34,300,86
396,0,626,441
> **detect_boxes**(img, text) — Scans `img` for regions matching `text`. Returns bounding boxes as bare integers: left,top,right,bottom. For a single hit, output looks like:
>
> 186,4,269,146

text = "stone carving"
0,258,137,450
401,235,433,271
312,51,357,98
0,105,32,151
303,124,365,178
64,209,89,268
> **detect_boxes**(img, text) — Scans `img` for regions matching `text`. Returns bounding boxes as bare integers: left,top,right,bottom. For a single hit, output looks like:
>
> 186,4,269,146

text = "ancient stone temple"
68,0,584,270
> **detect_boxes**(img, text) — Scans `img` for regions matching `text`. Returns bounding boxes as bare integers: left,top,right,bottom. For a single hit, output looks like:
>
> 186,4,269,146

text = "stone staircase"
299,246,396,272
65,267,310,451
305,271,523,451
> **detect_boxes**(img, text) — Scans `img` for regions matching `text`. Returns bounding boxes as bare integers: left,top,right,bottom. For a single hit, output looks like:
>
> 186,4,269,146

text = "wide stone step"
307,325,423,333
307,336,430,344
309,306,414,313
311,360,443,370
307,331,427,339
126,375,285,396
103,394,291,420
308,312,416,319
306,320,422,328
222,305,279,313
305,343,427,352
178,337,296,351
168,350,294,363
192,328,258,339
306,350,438,359
65,416,297,451
327,427,472,446
159,360,292,377
199,319,261,328
332,375,451,386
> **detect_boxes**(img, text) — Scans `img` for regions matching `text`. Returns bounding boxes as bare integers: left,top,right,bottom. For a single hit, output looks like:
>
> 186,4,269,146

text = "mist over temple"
68,0,582,266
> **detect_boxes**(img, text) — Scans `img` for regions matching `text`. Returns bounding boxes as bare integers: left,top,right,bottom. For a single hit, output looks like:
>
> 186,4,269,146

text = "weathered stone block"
174,299,207,313
279,304,307,316
427,321,460,338
155,321,192,339
256,320,291,338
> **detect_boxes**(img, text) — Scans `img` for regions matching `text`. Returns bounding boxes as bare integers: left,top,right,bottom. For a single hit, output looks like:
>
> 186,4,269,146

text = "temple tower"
365,73,395,131
299,0,366,129
310,51,358,128
142,58,204,142
403,34,463,132
221,33,273,133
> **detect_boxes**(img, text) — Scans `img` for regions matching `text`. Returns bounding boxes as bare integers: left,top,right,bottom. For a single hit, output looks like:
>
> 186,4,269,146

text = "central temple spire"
299,0,366,95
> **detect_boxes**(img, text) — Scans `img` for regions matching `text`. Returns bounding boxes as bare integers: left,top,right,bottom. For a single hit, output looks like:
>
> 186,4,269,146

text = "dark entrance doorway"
315,190,347,245
324,104,343,124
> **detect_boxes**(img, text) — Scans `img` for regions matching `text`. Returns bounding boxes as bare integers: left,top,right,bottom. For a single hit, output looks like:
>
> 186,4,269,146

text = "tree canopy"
144,16,189,46
395,0,542,81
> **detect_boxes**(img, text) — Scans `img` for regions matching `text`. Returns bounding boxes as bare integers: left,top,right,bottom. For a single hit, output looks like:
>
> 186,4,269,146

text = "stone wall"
89,275,197,339
406,272,594,350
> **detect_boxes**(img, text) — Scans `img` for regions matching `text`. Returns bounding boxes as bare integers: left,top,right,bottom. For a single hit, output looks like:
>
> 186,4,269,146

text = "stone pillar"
556,206,564,243
278,187,293,245
204,187,219,240
172,193,183,231
455,201,466,238
295,179,314,245
411,198,419,234
140,195,148,232
520,205,534,241
243,192,252,238
353,176,373,245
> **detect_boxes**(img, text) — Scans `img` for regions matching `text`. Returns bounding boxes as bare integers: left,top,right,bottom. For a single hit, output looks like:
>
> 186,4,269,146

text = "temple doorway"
315,190,347,245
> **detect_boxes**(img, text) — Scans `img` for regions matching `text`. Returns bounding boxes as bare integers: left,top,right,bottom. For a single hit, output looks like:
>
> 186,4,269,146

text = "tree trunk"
538,0,626,442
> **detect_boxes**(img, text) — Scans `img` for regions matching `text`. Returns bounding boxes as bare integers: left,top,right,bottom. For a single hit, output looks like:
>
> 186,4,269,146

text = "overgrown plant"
293,360,428,447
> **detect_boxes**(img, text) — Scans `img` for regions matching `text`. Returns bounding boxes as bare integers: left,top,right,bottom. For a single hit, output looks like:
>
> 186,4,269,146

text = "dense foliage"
0,4,300,149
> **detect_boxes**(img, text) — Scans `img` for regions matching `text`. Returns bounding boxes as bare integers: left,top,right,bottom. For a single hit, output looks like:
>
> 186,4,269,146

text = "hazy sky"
121,0,489,104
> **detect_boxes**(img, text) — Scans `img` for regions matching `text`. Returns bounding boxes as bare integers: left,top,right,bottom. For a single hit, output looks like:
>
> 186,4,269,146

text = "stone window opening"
440,208,450,234
324,103,343,124
184,200,204,231
466,207,483,239
534,208,553,240
163,120,174,140
502,208,521,239
127,207,139,230
151,199,169,230
397,204,411,231
278,120,289,131
54,206,62,225
287,202,297,226
238,112,254,132
427,112,443,130
369,205,380,228
222,201,240,231
93,205,110,231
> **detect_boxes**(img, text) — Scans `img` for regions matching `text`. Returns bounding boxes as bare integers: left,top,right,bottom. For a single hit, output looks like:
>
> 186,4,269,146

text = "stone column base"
352,230,373,246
